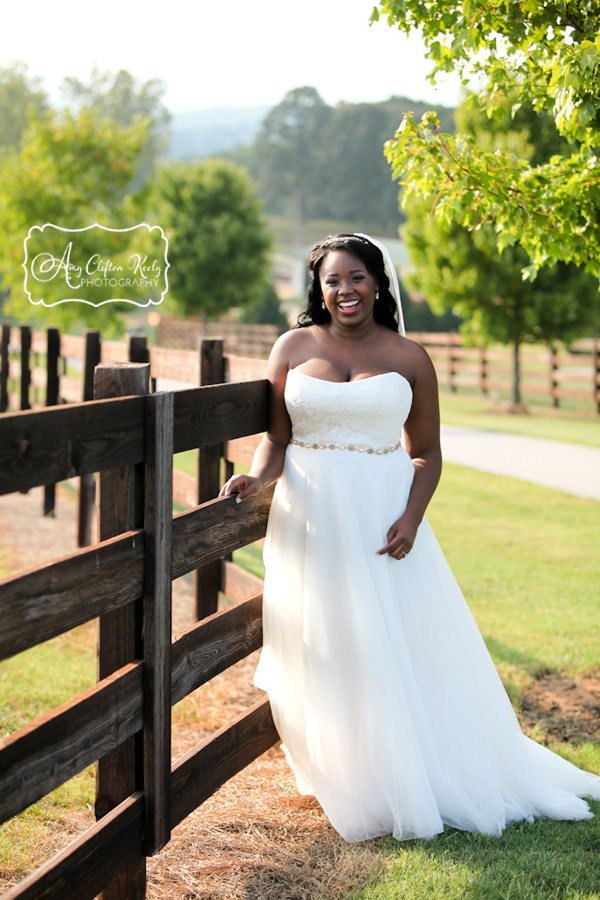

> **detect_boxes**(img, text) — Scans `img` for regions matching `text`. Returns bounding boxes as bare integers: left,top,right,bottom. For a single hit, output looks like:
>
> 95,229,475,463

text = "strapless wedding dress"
254,368,600,842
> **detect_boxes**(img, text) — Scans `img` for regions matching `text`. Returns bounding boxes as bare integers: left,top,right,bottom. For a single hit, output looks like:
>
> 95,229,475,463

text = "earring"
374,290,380,302
321,301,326,309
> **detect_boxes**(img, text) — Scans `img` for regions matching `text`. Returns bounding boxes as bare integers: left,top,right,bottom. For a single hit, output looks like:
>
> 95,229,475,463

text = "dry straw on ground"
2,487,599,899
0,487,390,899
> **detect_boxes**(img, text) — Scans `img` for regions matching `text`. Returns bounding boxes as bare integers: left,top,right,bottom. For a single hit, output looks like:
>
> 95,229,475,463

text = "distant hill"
166,106,269,160
164,94,455,163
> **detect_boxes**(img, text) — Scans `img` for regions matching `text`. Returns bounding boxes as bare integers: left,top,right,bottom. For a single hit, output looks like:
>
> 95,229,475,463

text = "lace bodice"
284,369,413,449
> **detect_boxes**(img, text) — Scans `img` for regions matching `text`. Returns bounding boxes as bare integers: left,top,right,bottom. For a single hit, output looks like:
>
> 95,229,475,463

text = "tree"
252,87,331,228
375,0,600,279
0,107,150,332
0,62,48,151
239,282,289,328
152,158,271,319
402,96,600,403
242,89,456,233
60,67,171,186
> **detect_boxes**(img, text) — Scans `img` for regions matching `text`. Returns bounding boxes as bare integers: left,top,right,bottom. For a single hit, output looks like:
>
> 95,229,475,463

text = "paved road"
440,425,600,502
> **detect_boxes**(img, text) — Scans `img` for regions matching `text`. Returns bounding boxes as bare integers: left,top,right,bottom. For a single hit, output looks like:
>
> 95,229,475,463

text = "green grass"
429,464,600,677
348,464,600,900
0,622,97,881
354,813,600,900
2,467,600,893
439,391,600,448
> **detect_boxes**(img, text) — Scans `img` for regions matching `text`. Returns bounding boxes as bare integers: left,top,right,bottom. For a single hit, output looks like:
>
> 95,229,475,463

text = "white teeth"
339,301,359,308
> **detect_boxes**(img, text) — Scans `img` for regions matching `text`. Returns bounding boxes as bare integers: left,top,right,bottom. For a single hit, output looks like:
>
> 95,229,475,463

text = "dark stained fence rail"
0,365,278,900
411,332,600,412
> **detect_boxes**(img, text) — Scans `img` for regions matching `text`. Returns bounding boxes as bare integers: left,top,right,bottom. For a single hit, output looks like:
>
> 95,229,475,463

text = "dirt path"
1,486,599,898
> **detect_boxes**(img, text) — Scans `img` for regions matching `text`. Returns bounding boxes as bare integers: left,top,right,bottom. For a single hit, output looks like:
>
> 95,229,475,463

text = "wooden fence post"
78,330,101,547
196,338,225,620
594,335,600,415
447,332,457,393
129,334,149,364
549,345,560,409
43,327,61,517
143,390,173,855
20,324,31,410
0,322,9,413
95,361,149,900
478,345,488,396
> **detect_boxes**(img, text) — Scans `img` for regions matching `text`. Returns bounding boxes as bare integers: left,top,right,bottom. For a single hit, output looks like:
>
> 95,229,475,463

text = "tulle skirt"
254,443,600,842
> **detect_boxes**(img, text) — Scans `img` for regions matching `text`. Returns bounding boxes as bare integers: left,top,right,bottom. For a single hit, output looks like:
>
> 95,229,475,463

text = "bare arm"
377,346,442,558
219,334,292,502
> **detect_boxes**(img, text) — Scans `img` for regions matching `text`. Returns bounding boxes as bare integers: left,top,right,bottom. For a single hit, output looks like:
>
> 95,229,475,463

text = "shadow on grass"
369,801,600,900
483,636,551,677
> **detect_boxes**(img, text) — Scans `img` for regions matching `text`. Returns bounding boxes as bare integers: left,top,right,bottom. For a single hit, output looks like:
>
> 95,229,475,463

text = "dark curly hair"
296,233,400,332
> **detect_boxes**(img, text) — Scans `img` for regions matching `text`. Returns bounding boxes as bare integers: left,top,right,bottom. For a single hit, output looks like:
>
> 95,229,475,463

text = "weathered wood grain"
1,793,145,900
172,380,268,453
171,593,263,706
196,339,225,620
170,698,278,828
171,487,273,580
0,530,144,662
0,395,146,494
95,363,148,900
0,662,143,824
0,380,267,496
142,391,173,855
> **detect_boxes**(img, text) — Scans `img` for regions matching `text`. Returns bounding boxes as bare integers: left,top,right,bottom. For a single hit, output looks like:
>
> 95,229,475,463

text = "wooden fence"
419,332,600,412
155,315,284,358
0,324,268,617
0,359,278,900
3,324,599,423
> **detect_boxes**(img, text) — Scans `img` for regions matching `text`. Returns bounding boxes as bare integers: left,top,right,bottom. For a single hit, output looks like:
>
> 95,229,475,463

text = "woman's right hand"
218,473,263,503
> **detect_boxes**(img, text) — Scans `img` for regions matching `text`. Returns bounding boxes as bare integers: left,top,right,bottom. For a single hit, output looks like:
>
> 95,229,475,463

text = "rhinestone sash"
290,438,402,455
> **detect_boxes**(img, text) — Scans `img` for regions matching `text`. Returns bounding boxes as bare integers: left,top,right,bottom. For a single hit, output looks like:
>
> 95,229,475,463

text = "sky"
2,0,461,114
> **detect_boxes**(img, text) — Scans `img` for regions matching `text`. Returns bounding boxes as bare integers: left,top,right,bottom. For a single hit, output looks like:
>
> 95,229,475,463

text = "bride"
220,232,600,842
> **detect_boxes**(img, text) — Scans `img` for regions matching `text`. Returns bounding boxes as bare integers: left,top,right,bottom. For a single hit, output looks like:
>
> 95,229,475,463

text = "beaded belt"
290,438,402,455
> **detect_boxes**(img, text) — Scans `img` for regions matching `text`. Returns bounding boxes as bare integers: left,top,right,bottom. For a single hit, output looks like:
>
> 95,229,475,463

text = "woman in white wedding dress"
220,233,600,842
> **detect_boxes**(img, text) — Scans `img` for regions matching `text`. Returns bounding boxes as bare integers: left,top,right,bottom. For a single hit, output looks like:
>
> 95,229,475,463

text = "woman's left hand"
376,514,418,560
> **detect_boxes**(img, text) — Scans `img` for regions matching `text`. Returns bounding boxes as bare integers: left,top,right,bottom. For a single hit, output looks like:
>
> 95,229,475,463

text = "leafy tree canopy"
60,67,171,185
241,87,454,232
402,92,600,401
0,106,149,332
0,62,48,151
152,158,271,319
375,0,600,279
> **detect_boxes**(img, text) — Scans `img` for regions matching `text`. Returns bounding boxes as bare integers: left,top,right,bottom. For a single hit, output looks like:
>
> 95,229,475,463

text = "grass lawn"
2,463,599,897
439,391,600,448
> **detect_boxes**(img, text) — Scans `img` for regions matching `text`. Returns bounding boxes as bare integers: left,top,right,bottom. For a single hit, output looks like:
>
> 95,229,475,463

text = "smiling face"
319,249,378,327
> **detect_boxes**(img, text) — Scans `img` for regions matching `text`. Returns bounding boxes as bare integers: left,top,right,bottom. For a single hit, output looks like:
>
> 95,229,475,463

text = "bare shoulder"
387,333,437,385
267,327,315,381
268,327,316,371
406,336,436,367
